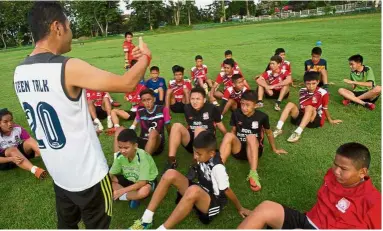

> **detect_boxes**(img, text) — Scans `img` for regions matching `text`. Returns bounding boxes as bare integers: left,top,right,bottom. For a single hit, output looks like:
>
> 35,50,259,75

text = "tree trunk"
0,33,6,49
105,19,108,37
188,7,191,26
176,4,180,26
246,0,250,17
149,8,153,30
94,10,104,36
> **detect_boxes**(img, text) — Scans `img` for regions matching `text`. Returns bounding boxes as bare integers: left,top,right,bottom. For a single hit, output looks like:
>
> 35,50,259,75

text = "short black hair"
303,72,320,82
131,59,138,67
117,129,137,143
150,66,159,72
348,54,363,64
125,32,133,37
195,55,203,60
193,131,217,151
190,87,206,98
172,65,184,74
0,108,12,121
336,142,371,169
28,2,68,43
232,73,243,83
139,88,155,98
270,55,282,64
312,47,322,55
241,90,257,103
223,58,235,68
274,48,285,56
224,50,232,56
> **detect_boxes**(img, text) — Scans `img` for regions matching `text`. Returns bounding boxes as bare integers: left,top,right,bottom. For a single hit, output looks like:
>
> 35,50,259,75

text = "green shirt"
109,148,158,182
350,65,375,92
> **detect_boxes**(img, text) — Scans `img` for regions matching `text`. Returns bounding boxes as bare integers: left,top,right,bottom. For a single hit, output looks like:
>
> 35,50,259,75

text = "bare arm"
324,109,342,125
276,75,293,87
347,80,373,88
120,180,148,194
216,122,227,135
256,77,270,88
231,126,236,134
0,156,12,164
224,188,250,218
165,89,173,108
265,129,287,155
210,82,219,98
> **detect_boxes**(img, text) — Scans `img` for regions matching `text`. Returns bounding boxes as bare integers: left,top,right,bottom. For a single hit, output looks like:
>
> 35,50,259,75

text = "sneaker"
342,99,351,106
256,102,264,108
105,127,117,136
273,129,283,138
247,170,261,192
287,132,301,143
129,219,152,230
162,160,178,176
365,102,376,111
112,101,121,107
107,117,113,129
129,200,140,209
35,168,48,180
274,103,281,111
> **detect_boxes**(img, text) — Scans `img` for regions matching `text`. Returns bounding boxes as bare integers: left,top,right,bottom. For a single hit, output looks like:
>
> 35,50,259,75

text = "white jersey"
13,53,108,192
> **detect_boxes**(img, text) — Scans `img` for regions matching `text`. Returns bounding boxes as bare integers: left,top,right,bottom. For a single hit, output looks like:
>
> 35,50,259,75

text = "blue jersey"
145,77,167,103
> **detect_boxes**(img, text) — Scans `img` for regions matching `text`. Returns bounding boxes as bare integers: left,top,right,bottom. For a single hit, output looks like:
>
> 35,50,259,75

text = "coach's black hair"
223,58,235,68
348,54,363,64
270,55,282,64
139,88,155,98
193,131,217,151
232,73,243,83
303,72,320,82
172,65,184,74
311,47,322,55
150,66,160,72
125,32,133,37
190,87,206,98
28,2,68,43
117,129,138,144
195,55,203,61
224,50,232,56
336,142,371,169
0,108,12,121
274,48,285,56
241,90,257,103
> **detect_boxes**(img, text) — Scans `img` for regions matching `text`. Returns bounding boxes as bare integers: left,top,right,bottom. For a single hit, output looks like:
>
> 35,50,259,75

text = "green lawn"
0,13,381,229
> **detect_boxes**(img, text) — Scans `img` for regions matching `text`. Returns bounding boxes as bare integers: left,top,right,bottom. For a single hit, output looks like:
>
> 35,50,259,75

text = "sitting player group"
1,33,380,230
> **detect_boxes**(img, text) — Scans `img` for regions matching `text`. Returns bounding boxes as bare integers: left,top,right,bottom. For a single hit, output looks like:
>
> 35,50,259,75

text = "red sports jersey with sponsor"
169,79,192,102
306,169,381,229
261,69,290,91
299,87,328,126
86,90,107,107
125,84,147,104
123,41,135,63
222,86,249,105
215,70,241,90
281,60,291,73
191,65,208,84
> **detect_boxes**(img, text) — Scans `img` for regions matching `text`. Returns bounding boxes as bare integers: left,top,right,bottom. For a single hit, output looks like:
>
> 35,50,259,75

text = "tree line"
0,1,378,49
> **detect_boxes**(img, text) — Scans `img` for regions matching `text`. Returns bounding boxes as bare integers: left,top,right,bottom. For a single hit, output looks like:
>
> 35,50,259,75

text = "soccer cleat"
247,170,261,192
162,160,178,176
112,101,121,107
342,99,351,106
35,168,48,180
105,127,117,136
129,219,152,230
107,117,113,129
273,129,283,138
364,102,375,111
287,132,301,143
256,102,264,108
274,103,281,111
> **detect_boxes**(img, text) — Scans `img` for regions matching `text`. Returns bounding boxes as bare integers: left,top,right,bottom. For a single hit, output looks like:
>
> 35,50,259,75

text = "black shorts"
265,89,290,100
123,110,137,121
54,174,113,229
0,142,36,170
115,175,157,192
170,102,185,113
291,111,321,128
182,130,195,154
175,182,227,225
232,142,264,160
96,106,108,120
352,90,380,103
280,205,316,229
137,136,165,156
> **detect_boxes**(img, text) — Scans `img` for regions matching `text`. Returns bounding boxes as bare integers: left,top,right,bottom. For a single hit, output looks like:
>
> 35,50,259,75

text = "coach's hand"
238,207,251,218
273,148,288,155
132,37,151,60
12,156,24,165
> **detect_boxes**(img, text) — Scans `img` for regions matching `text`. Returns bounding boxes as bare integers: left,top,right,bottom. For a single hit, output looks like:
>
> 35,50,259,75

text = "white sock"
276,121,284,130
31,166,37,174
157,224,167,230
212,101,218,105
107,116,111,120
142,209,154,223
294,127,303,135
119,193,128,201
94,118,100,124
114,124,120,128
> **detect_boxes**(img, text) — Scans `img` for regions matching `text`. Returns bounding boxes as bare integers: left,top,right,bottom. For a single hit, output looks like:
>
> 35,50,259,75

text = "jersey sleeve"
109,156,122,175
212,164,230,190
324,59,328,70
222,88,231,101
163,107,171,124
322,93,329,110
366,68,376,85
215,73,223,84
365,200,382,229
161,79,168,90
229,111,236,127
212,105,222,123
138,154,151,181
304,60,309,71
262,114,271,130
261,71,268,80
135,110,140,121
20,126,31,140
190,69,195,80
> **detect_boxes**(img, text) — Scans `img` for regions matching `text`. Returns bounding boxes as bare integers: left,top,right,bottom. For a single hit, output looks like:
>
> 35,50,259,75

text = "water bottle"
316,40,322,47
130,200,140,209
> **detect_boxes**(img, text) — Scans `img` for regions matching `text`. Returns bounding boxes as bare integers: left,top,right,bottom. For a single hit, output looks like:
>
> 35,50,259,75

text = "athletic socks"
294,127,303,135
276,121,284,130
114,124,120,128
30,166,37,174
119,193,128,201
142,209,154,223
94,118,101,124
158,224,167,230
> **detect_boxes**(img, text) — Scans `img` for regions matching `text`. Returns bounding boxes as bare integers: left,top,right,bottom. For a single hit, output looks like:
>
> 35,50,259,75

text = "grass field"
0,13,381,229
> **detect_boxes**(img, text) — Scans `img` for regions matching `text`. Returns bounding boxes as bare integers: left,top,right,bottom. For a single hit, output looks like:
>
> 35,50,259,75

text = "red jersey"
123,41,135,63
281,60,291,73
86,90,106,107
222,86,249,106
125,84,147,104
306,169,381,229
169,79,192,102
299,87,328,126
191,65,208,84
261,69,291,91
215,70,241,90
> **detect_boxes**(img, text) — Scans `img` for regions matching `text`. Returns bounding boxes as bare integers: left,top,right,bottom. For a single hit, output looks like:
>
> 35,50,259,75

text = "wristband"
129,125,136,130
